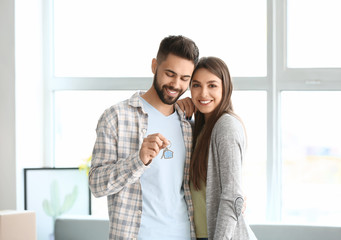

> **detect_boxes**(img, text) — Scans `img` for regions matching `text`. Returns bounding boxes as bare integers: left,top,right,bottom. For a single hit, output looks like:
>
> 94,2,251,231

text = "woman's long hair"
190,57,236,190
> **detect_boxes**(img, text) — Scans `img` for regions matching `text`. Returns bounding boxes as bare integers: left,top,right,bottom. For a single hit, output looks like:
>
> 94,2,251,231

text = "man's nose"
169,76,181,89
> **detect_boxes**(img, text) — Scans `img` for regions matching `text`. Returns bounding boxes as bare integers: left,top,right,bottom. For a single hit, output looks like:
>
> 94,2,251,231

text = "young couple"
89,35,256,240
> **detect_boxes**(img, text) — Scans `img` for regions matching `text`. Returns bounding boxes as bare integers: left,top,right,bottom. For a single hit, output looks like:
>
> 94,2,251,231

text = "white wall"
0,0,44,210
15,0,45,164
0,0,17,209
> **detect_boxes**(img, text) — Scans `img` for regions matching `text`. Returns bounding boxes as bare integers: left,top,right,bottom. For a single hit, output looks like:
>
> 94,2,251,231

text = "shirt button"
138,210,142,215
141,128,146,134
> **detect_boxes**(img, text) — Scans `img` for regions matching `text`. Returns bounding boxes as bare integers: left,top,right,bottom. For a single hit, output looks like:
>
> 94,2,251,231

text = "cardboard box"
0,210,36,240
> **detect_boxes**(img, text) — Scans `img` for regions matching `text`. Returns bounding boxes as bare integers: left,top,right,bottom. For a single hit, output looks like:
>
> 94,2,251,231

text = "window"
287,0,341,68
281,91,341,225
50,0,267,218
53,0,266,77
233,91,267,223
54,90,136,166
40,0,341,224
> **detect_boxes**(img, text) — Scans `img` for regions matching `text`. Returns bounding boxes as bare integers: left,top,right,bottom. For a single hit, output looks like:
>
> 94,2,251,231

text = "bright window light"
54,90,136,167
53,0,266,77
287,0,341,68
281,91,341,225
233,91,267,223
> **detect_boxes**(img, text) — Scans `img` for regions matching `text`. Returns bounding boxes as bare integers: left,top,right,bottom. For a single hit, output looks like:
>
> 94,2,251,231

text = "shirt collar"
128,91,145,108
128,91,187,121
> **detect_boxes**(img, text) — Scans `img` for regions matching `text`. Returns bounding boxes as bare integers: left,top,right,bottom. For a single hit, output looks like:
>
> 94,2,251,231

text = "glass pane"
233,91,267,223
54,90,136,167
54,90,267,218
54,0,266,77
287,0,341,68
281,91,341,225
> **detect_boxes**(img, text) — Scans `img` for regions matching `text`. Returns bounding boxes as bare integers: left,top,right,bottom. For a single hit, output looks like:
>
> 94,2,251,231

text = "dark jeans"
197,238,208,240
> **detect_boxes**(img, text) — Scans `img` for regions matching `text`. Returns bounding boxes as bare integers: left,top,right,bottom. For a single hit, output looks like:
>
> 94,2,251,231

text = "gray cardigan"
206,114,256,240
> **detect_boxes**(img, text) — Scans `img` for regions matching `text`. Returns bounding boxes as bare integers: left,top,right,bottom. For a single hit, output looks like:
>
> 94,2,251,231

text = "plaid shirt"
89,92,195,240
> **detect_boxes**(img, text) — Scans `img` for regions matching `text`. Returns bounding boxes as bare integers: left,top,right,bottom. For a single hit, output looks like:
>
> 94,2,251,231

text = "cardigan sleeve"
210,114,246,240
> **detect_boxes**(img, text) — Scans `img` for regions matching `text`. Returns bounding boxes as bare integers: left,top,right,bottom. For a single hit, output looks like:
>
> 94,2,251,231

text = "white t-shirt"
138,97,191,240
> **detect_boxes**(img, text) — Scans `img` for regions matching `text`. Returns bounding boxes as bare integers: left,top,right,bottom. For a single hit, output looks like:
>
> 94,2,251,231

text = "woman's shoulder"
212,113,245,139
214,113,243,130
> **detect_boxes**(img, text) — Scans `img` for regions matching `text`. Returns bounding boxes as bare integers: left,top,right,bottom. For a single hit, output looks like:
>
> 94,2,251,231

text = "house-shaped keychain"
161,141,174,159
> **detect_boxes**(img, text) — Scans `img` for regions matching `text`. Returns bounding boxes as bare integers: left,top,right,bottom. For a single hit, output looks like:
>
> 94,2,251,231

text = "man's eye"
166,72,175,77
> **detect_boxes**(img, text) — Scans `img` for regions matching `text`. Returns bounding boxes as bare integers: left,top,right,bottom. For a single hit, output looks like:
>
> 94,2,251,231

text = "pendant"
161,141,174,159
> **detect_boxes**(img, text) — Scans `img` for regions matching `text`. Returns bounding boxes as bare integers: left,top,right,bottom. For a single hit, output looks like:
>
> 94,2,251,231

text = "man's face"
152,54,195,105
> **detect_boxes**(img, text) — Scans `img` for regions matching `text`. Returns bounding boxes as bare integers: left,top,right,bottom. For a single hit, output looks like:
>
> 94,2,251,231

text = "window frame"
276,0,341,89
42,0,341,223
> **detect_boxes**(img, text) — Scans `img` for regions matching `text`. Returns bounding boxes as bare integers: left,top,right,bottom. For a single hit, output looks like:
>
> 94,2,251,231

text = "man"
89,35,199,240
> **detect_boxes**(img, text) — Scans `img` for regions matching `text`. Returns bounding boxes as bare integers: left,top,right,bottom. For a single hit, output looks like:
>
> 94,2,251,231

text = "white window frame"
42,0,341,222
276,0,341,89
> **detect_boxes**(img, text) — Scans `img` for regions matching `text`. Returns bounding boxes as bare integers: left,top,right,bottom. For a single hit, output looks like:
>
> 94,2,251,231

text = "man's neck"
141,88,175,116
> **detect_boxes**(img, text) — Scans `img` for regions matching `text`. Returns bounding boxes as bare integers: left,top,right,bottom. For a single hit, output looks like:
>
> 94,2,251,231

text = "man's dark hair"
156,35,199,65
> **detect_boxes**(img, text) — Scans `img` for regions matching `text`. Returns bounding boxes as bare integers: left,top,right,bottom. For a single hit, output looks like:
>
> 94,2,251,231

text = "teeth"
166,88,177,94
200,100,211,104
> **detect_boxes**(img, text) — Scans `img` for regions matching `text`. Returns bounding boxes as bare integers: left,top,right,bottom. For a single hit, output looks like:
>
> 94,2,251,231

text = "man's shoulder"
97,93,140,124
105,92,141,113
110,98,130,110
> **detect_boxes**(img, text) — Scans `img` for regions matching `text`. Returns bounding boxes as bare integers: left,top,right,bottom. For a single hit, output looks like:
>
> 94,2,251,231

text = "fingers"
139,133,169,165
242,195,247,214
177,99,186,112
147,133,169,148
177,97,195,119
183,98,195,119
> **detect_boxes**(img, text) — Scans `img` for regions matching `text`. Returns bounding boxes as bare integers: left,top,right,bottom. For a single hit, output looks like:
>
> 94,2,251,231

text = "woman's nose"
200,86,209,97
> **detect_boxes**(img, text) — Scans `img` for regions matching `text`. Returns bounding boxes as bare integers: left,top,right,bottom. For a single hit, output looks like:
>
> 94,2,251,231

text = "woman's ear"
151,58,157,74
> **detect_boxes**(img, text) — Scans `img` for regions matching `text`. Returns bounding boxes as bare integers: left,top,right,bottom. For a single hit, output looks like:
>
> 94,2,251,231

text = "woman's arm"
212,115,246,240
176,97,196,120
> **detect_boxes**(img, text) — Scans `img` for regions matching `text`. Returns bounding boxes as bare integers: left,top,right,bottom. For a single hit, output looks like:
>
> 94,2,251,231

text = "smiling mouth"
165,87,179,96
199,100,212,105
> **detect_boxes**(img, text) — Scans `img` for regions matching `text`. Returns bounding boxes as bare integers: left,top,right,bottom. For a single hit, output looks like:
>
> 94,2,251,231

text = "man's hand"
139,133,169,165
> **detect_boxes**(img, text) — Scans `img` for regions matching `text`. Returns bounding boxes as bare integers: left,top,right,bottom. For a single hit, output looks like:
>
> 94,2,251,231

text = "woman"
179,57,256,240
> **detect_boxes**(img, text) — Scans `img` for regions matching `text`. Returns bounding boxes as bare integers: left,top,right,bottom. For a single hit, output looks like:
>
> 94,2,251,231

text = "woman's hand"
177,97,195,120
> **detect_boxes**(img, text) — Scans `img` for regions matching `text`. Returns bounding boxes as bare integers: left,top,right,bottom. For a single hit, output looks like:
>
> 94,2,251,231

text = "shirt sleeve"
213,116,245,240
88,109,146,198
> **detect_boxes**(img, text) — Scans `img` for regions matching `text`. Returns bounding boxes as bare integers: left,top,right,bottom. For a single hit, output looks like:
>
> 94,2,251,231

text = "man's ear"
151,58,157,74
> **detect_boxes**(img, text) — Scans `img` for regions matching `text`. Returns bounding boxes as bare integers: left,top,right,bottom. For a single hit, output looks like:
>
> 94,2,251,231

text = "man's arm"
88,110,146,198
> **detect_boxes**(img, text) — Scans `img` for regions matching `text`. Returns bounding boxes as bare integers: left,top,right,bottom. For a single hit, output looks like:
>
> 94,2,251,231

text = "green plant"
42,180,78,227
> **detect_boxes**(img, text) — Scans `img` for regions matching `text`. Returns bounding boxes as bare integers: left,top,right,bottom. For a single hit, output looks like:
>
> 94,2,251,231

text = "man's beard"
153,72,185,105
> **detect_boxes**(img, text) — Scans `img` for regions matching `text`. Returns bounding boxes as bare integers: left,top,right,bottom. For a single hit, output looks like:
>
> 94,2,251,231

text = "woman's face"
191,68,223,119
